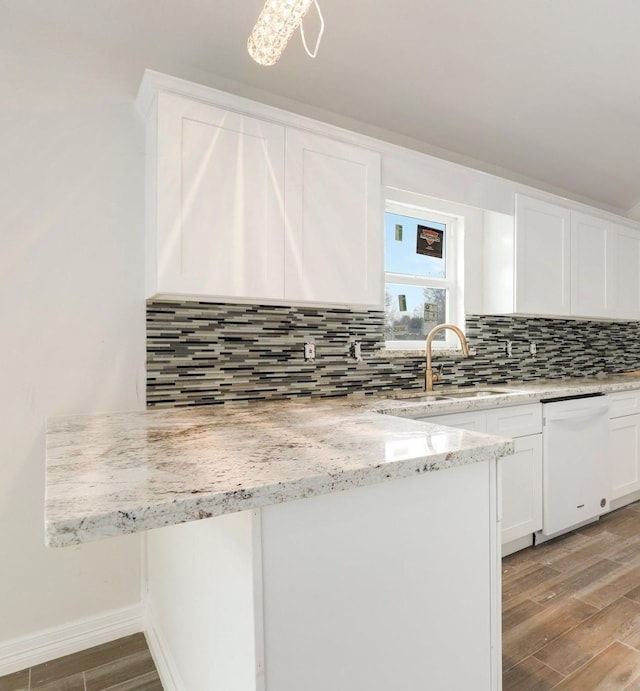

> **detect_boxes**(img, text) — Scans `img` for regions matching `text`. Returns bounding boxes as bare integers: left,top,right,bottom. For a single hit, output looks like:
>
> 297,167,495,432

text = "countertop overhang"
45,373,640,548
45,398,512,547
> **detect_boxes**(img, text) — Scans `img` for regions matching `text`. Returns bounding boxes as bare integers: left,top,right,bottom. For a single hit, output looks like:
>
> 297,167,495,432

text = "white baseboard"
610,489,640,512
0,603,144,677
144,607,185,691
501,533,534,557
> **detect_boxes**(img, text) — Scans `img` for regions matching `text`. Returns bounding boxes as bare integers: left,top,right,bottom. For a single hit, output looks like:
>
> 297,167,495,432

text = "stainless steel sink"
388,391,451,401
442,389,510,399
388,388,511,402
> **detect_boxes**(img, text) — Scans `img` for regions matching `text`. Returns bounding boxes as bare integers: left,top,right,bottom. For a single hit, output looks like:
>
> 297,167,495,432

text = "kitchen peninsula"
46,396,512,691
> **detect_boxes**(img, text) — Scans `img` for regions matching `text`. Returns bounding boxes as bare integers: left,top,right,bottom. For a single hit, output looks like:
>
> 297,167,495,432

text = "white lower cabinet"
146,461,501,690
425,409,487,433
421,392,640,546
498,435,543,544
422,403,543,553
609,391,640,502
611,415,640,499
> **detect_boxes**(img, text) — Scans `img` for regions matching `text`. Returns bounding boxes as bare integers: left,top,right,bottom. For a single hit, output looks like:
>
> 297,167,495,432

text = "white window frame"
384,199,461,351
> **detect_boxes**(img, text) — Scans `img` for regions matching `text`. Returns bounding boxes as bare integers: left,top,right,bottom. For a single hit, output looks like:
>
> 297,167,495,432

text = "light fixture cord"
300,0,324,59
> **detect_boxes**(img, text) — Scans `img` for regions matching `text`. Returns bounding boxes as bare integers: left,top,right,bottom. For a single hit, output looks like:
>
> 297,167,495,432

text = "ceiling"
5,0,640,214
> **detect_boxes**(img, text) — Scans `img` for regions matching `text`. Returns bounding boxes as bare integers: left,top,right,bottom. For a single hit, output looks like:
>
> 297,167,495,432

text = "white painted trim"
500,476,640,558
609,488,640,512
252,510,266,691
146,291,381,311
0,603,144,677
144,606,186,691
501,533,534,557
135,69,381,156
489,460,502,691
534,516,600,545
628,202,640,222
136,70,640,224
140,531,149,605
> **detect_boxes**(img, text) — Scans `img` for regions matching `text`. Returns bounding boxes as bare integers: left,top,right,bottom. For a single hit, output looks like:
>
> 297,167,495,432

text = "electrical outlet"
530,342,537,356
304,342,316,361
505,340,513,358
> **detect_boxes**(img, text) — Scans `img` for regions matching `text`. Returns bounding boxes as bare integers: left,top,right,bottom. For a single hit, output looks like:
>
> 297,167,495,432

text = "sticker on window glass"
424,303,439,332
416,224,444,258
395,224,403,241
398,294,407,312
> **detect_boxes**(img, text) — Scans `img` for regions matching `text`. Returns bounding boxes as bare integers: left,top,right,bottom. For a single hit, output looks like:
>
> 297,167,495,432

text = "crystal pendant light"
248,0,324,66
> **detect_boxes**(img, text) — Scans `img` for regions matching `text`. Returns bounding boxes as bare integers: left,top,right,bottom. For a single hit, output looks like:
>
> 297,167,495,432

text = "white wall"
0,9,149,653
0,7,283,662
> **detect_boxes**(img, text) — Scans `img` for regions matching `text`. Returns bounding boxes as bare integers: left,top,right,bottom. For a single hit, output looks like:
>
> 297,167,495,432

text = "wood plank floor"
5,502,640,690
0,633,162,691
503,501,640,689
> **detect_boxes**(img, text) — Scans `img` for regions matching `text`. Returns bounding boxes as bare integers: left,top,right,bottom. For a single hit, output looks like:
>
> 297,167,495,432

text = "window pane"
384,283,447,341
384,212,446,278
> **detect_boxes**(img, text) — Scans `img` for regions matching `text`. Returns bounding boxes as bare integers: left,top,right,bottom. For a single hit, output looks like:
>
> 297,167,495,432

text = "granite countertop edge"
45,373,640,547
45,434,512,548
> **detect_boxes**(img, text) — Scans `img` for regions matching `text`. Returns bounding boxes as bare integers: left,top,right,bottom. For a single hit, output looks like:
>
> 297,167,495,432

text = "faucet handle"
433,364,444,383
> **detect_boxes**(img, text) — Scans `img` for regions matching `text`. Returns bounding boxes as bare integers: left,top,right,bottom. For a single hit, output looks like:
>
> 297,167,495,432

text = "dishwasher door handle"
545,404,609,424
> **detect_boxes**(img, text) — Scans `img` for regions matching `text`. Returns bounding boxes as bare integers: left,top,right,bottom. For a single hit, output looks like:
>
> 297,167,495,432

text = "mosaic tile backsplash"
147,299,640,407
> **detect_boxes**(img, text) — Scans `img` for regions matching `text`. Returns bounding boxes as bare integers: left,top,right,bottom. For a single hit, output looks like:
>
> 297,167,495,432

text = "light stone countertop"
45,372,640,548
369,373,640,418
45,399,513,547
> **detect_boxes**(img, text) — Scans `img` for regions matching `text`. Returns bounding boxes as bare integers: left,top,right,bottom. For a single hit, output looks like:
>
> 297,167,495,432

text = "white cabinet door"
421,409,487,432
611,224,640,320
284,129,382,306
153,92,286,300
425,405,543,548
611,413,640,500
485,403,542,438
485,196,640,319
570,211,612,318
515,195,571,316
499,435,543,544
609,390,640,418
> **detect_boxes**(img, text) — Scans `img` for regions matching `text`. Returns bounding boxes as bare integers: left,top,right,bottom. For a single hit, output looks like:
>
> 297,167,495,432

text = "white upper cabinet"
611,224,640,320
485,194,640,320
138,74,382,307
514,195,571,316
570,211,613,318
284,130,382,305
153,92,286,300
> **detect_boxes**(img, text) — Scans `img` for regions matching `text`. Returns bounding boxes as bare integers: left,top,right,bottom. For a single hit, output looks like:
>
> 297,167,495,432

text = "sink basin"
388,388,512,402
388,391,451,401
442,389,510,399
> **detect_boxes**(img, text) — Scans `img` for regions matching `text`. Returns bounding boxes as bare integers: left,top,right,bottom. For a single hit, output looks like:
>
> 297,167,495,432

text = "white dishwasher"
537,392,611,541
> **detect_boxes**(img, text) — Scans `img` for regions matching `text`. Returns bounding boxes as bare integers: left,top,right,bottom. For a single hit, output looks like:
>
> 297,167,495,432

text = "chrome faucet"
425,323,470,391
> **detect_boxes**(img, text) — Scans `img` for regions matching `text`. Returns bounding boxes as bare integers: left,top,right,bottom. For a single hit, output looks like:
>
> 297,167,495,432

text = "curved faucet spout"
425,324,470,391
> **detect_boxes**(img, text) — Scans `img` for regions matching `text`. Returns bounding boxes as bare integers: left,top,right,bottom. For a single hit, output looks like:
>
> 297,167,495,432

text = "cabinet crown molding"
135,69,380,154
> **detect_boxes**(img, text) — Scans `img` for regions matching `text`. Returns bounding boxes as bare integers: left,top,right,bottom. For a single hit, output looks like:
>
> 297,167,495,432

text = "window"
384,200,460,350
